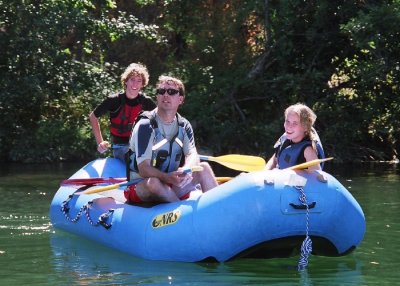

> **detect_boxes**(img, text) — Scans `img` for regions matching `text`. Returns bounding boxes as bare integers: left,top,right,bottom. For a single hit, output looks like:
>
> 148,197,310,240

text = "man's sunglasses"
156,88,180,96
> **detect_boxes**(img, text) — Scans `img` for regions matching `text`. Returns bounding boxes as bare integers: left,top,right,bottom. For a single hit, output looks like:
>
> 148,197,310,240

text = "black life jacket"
110,93,143,139
275,129,325,169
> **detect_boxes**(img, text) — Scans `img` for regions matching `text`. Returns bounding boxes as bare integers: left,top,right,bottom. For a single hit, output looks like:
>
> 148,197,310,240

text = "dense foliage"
0,0,399,163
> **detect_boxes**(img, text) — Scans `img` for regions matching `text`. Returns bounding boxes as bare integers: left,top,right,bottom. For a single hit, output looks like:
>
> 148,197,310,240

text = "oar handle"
199,155,209,161
183,166,203,173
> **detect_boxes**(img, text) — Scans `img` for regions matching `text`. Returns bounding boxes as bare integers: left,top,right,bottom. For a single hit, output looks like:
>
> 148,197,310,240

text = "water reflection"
50,231,229,285
50,231,366,285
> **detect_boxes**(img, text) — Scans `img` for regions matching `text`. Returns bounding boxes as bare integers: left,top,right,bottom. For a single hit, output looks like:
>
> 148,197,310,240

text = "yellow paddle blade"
287,157,334,170
200,154,266,172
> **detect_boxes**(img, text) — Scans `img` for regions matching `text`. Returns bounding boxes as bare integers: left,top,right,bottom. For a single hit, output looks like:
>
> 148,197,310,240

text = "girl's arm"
303,146,321,171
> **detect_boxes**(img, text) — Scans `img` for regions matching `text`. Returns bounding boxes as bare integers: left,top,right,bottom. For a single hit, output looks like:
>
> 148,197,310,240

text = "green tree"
335,1,400,160
1,0,399,163
0,0,159,162
158,0,399,161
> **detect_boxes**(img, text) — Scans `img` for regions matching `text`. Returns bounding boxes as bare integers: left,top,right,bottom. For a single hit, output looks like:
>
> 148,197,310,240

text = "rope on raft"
295,186,313,271
60,195,114,229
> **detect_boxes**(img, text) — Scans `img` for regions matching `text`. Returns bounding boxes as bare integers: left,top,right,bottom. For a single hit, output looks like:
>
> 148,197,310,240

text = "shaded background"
1,0,399,163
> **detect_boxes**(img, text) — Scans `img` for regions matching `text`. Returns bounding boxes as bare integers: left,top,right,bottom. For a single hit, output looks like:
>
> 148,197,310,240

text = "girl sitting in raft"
265,103,325,171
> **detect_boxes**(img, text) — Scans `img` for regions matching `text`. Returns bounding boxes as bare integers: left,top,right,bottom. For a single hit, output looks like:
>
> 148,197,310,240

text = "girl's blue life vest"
276,130,325,169
128,111,185,177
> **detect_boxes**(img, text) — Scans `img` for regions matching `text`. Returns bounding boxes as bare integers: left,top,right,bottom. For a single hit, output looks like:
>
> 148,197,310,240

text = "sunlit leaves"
102,13,161,42
337,2,400,159
105,0,116,9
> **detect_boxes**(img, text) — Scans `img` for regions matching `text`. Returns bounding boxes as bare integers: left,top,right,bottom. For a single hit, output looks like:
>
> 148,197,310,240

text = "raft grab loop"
289,201,316,210
98,209,114,230
60,196,114,230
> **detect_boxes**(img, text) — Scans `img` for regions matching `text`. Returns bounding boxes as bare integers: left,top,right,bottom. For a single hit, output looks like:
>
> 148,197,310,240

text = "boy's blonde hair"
120,63,149,90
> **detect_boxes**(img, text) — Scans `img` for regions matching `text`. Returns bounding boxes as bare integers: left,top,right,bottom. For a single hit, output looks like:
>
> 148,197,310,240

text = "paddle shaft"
215,157,334,183
61,177,126,186
81,178,143,194
287,157,333,170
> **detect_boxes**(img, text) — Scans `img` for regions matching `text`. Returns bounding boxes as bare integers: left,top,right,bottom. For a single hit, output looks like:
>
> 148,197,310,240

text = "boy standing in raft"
89,63,156,161
265,103,325,171
125,75,218,203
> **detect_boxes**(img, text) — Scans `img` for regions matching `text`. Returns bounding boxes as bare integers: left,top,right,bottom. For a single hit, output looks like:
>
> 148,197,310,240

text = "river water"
0,161,399,285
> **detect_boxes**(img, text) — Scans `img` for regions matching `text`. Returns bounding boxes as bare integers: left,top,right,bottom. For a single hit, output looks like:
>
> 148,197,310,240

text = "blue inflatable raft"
49,158,366,262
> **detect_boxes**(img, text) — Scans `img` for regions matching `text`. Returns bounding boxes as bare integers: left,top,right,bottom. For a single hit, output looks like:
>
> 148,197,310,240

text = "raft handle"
289,202,316,210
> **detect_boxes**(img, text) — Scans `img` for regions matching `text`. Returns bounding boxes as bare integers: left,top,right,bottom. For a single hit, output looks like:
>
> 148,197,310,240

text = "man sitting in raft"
124,75,218,203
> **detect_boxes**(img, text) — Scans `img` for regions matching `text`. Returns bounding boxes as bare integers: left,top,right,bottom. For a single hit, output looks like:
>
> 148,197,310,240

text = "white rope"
295,186,313,271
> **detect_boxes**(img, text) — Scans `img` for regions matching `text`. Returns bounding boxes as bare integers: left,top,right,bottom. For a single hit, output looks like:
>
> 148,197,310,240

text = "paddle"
66,154,266,188
214,157,334,183
61,177,126,186
78,166,204,195
287,157,333,170
79,178,143,195
199,154,266,172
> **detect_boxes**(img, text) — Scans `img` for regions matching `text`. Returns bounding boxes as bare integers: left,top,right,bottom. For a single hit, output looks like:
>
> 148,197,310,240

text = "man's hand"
169,168,193,188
